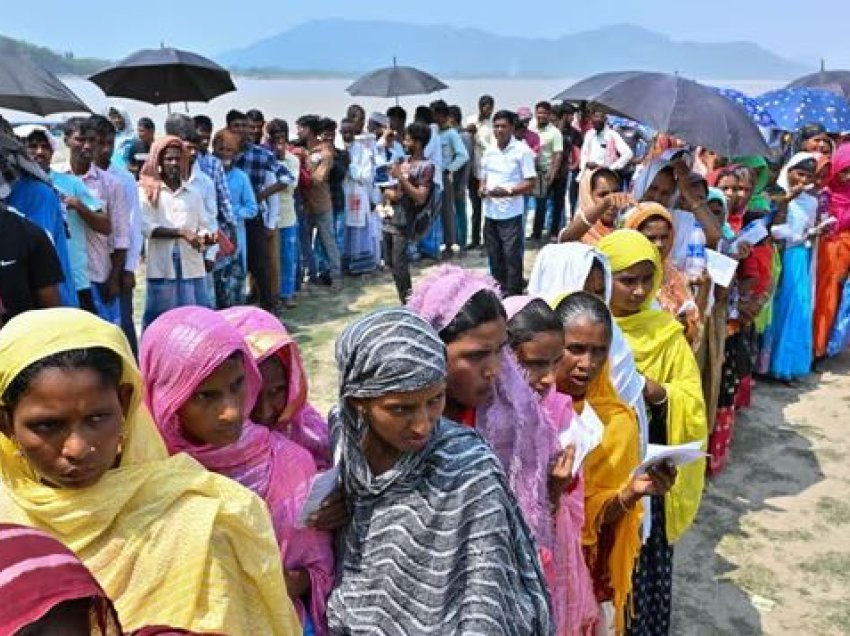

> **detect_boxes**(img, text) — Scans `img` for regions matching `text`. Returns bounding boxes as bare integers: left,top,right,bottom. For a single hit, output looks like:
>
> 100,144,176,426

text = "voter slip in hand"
296,465,341,528
631,440,707,477
558,402,604,478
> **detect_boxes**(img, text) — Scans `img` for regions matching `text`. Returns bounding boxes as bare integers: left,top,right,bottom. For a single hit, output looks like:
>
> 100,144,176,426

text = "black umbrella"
554,71,770,157
89,47,235,105
346,59,447,100
0,54,90,116
786,70,850,99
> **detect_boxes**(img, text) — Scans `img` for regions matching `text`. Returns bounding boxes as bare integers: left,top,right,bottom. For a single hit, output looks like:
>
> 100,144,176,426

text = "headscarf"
220,306,330,469
505,295,600,635
597,231,707,543
327,308,552,634
139,135,187,206
621,203,702,347
140,306,333,635
707,187,735,240
0,308,297,635
775,152,819,243
823,142,850,232
0,523,122,635
408,265,553,544
577,167,616,244
105,105,134,140
528,243,650,495
631,151,680,207
528,242,613,305
408,267,576,630
732,155,771,212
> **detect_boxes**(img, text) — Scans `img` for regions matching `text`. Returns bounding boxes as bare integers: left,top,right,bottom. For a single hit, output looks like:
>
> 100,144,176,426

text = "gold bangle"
650,391,669,407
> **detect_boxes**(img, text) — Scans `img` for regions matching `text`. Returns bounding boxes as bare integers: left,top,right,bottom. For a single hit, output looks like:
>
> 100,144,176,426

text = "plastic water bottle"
685,221,707,283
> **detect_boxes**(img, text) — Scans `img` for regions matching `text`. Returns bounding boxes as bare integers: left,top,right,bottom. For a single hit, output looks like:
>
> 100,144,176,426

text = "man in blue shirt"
228,109,294,311
431,100,469,259
2,137,78,308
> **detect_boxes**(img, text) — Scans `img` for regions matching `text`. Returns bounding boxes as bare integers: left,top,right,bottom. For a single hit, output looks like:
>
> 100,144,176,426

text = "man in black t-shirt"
0,202,64,326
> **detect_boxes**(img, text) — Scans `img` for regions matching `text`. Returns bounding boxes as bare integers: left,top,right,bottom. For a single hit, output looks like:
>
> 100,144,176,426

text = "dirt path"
671,354,850,635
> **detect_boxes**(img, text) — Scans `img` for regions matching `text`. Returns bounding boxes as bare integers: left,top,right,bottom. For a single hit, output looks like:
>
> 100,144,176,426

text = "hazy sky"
4,0,847,67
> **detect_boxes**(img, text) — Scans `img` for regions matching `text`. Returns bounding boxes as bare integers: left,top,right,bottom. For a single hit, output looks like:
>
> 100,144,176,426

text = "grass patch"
728,562,781,599
799,551,850,586
816,497,850,526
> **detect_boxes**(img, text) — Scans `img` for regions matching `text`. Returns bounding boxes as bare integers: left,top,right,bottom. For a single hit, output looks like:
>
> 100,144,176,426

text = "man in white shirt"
479,110,536,296
580,109,634,177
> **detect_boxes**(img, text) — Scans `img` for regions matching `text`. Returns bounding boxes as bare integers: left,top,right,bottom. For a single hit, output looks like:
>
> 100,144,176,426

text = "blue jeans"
301,210,341,281
279,225,299,299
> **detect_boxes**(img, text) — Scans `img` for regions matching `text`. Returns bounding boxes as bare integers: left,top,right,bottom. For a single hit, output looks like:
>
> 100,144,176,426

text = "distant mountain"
218,20,811,79
0,35,109,75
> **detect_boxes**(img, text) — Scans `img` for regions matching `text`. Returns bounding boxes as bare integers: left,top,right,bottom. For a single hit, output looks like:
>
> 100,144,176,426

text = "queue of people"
0,92,849,636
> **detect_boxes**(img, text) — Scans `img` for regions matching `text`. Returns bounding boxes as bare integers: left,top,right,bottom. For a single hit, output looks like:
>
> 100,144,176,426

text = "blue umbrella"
712,87,776,128
755,87,850,133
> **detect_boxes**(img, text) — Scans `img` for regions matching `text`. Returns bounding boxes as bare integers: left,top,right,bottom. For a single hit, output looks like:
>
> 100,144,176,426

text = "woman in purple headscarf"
140,306,334,636
409,265,597,635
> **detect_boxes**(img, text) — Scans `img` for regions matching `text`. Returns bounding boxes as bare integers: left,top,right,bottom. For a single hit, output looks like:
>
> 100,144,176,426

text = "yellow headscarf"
597,231,707,543
0,309,299,636
551,292,642,633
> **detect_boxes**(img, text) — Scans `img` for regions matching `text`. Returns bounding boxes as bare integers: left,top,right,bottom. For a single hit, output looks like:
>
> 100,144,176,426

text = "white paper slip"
631,440,707,477
296,465,341,528
731,221,768,254
558,403,604,477
705,249,739,287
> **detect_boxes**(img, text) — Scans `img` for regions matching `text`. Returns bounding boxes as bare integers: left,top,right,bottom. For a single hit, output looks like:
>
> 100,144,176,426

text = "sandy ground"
135,246,850,635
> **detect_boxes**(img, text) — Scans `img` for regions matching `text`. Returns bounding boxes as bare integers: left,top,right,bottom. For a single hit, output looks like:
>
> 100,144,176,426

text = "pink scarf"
140,307,333,635
220,306,330,469
824,143,850,233
409,265,596,635
505,295,599,635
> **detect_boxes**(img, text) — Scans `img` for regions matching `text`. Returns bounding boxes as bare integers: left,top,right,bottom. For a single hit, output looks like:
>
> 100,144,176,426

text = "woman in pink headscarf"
504,294,599,636
139,306,334,636
409,266,598,635
220,306,330,469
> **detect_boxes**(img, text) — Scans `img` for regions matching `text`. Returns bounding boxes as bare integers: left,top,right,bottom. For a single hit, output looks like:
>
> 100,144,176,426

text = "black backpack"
407,181,443,241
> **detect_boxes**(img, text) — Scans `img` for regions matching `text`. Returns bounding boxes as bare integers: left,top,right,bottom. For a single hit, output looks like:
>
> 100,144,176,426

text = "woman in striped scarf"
327,307,552,635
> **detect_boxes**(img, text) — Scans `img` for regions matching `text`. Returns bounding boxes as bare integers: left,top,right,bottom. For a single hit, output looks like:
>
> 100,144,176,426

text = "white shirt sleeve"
609,130,634,171
520,147,537,180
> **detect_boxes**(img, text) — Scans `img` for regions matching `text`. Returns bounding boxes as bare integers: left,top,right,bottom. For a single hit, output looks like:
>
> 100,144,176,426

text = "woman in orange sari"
814,143,850,360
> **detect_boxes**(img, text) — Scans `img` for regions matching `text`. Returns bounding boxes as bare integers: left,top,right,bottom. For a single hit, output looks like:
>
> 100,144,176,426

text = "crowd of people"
0,91,848,636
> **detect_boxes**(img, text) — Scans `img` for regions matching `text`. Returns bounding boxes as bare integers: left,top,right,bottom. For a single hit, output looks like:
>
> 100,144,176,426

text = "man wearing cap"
21,125,105,312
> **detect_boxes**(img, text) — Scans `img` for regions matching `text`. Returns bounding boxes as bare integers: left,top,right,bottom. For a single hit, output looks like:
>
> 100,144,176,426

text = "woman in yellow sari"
597,230,707,635
551,291,675,635
0,308,300,636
